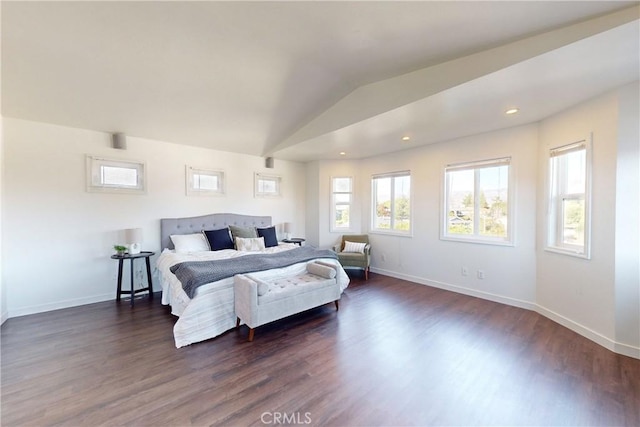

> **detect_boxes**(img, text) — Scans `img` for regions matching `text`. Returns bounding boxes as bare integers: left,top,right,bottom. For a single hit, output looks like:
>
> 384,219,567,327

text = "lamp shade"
124,228,143,244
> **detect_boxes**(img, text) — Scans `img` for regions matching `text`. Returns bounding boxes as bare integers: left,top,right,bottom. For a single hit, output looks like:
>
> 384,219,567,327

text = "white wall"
315,124,539,308
614,82,640,350
0,114,6,323
305,161,320,247
3,118,306,317
536,86,638,357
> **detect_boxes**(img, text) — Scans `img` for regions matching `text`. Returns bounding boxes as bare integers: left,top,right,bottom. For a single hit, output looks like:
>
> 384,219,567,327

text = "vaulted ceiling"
2,2,639,162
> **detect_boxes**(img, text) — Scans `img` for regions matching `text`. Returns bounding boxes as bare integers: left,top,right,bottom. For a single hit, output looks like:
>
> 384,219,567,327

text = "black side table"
283,238,305,246
111,251,155,307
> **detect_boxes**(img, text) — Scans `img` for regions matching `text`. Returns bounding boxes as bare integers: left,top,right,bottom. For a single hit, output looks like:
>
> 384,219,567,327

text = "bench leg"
334,300,339,311
248,328,255,342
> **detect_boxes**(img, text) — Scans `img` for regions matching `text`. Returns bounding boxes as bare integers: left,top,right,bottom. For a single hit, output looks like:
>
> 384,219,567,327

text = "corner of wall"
0,113,6,325
0,4,6,324
614,81,640,349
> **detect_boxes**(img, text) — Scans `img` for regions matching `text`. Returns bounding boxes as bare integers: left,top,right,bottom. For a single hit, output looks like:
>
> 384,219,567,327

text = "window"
186,166,225,196
443,157,512,244
255,173,281,197
331,177,353,231
371,171,411,234
546,138,591,258
86,155,146,194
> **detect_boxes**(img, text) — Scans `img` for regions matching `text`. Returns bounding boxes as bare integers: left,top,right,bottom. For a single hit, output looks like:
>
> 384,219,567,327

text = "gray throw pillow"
229,225,257,241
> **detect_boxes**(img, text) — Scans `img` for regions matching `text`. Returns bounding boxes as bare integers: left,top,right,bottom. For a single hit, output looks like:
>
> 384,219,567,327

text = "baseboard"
370,267,536,311
613,341,640,359
7,293,114,319
370,267,640,360
536,305,640,359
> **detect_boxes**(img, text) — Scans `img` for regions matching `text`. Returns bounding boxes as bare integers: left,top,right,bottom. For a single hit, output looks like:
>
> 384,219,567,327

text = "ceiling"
2,1,639,162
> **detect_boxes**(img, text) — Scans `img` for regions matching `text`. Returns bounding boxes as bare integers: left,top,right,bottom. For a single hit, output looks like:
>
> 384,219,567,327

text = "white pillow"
170,233,210,253
343,240,366,253
235,237,266,252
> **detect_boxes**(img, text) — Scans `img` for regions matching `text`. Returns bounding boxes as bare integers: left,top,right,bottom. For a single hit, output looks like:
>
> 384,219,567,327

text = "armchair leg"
248,328,255,342
334,300,339,311
236,317,241,328
365,268,369,280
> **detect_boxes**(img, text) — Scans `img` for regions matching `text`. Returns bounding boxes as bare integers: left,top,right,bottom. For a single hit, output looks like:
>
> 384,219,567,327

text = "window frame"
185,166,225,196
545,137,592,259
330,176,354,232
254,173,281,198
441,157,514,246
86,155,146,194
371,170,412,236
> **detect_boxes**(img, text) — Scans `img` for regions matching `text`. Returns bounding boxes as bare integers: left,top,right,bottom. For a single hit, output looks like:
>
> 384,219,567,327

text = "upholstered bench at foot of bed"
234,261,341,341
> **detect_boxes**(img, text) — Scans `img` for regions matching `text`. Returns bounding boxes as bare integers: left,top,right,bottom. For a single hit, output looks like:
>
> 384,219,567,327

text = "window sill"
369,229,412,238
186,191,225,197
544,246,590,259
440,235,514,247
86,186,146,195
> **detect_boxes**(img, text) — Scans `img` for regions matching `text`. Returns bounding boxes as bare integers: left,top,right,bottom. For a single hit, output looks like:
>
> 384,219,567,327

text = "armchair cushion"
343,241,366,253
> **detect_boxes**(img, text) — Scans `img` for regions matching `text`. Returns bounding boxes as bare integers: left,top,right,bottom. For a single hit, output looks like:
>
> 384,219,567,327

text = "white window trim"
331,176,354,232
370,170,412,236
186,166,225,196
254,173,281,198
86,155,146,194
441,157,514,246
545,136,592,259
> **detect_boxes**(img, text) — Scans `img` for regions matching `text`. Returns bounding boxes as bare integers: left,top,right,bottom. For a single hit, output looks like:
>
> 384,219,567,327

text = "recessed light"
401,136,411,141
339,151,346,156
505,108,519,115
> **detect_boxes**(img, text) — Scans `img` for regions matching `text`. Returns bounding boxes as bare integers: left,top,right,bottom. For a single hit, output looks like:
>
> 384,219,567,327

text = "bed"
156,213,350,347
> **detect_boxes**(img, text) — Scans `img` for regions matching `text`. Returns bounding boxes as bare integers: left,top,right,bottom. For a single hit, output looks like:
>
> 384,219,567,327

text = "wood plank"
2,273,638,426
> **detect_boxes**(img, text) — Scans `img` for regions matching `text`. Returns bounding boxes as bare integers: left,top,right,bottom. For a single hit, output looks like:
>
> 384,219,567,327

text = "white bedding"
156,243,349,347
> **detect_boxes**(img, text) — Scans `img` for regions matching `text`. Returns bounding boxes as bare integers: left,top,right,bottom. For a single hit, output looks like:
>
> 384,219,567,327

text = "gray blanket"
170,246,338,298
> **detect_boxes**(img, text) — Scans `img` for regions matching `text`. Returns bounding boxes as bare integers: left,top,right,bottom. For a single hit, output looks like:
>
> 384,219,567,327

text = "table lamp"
125,228,143,255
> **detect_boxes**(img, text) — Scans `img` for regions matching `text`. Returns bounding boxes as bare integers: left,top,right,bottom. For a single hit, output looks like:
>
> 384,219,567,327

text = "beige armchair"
334,234,371,280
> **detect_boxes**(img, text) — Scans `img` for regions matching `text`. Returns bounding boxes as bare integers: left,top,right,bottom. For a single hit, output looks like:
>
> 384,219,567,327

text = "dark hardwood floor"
2,273,639,426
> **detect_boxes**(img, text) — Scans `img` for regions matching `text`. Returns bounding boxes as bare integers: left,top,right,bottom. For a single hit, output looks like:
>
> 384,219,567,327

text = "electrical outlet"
477,270,485,279
461,267,468,276
381,253,387,262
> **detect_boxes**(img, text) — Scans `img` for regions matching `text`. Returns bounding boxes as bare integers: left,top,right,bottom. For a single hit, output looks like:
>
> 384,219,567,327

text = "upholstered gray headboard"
160,213,272,250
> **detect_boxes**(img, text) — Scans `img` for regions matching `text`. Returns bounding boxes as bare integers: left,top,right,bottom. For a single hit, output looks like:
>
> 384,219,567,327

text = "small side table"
283,238,305,246
111,251,155,307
